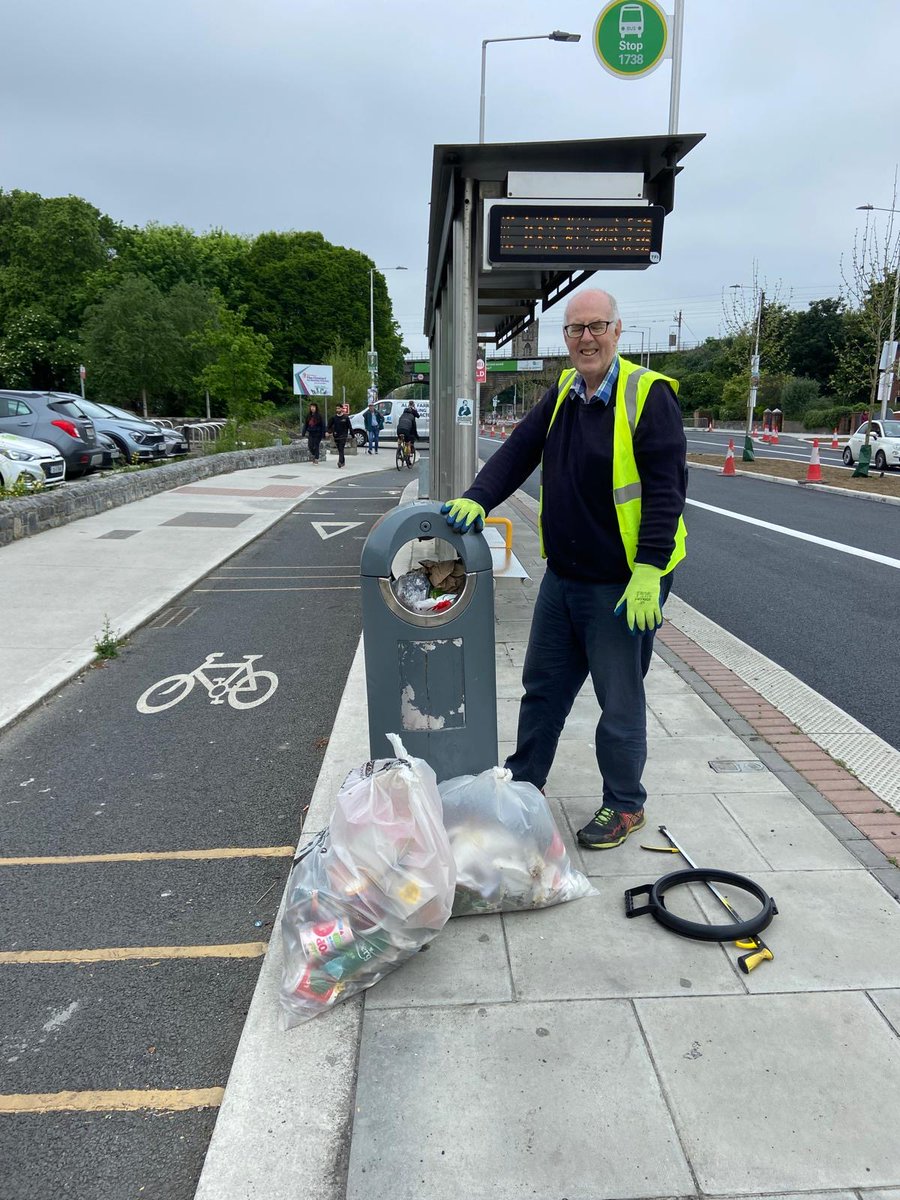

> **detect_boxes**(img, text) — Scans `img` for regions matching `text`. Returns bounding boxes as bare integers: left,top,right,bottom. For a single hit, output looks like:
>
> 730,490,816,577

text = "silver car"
0,391,103,478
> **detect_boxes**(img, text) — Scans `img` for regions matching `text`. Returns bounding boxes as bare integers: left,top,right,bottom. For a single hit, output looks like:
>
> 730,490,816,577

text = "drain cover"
708,760,768,774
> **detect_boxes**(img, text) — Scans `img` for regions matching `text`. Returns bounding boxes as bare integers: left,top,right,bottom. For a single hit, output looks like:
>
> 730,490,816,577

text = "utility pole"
674,310,683,351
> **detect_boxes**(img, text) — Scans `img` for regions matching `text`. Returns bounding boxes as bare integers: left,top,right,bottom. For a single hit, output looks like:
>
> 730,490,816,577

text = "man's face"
563,293,622,385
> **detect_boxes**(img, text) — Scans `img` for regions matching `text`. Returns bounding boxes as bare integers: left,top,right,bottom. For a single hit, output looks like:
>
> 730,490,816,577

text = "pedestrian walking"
441,287,687,850
364,400,384,454
302,402,325,464
328,403,352,468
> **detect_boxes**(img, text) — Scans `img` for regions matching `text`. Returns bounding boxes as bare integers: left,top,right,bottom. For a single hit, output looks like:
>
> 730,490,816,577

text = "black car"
0,391,104,477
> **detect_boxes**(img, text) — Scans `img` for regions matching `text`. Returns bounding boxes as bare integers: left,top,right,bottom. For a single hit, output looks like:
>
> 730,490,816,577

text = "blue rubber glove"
440,498,485,534
614,564,665,634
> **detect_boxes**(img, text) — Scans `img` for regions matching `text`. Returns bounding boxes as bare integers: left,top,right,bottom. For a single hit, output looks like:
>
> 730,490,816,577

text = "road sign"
475,358,486,384
593,1,669,79
79,364,86,381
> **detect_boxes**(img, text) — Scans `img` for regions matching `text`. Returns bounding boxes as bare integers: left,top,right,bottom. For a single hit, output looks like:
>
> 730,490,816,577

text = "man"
364,401,384,454
328,403,352,468
441,288,687,850
396,401,419,460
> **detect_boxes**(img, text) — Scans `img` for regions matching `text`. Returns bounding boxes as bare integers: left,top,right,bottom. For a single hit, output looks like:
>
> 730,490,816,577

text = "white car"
350,398,430,446
843,419,900,470
0,432,66,489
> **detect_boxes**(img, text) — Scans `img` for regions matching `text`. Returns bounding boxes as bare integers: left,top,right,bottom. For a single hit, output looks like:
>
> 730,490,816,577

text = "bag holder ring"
624,868,778,943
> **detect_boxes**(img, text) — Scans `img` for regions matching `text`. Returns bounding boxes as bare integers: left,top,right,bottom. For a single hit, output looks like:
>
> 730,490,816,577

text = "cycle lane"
0,464,406,1200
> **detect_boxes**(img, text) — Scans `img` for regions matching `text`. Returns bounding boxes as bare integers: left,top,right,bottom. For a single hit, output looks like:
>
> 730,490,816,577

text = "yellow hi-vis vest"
538,357,687,573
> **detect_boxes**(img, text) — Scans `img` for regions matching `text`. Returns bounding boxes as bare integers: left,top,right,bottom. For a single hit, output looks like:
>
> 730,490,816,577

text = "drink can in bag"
299,918,355,963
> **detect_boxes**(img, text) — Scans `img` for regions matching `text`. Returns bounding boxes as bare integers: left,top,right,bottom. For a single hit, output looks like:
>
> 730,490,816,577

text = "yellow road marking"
0,1088,224,1114
0,943,267,965
0,845,294,868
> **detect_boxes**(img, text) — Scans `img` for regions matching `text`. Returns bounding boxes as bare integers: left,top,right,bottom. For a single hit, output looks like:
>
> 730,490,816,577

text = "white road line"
685,498,900,569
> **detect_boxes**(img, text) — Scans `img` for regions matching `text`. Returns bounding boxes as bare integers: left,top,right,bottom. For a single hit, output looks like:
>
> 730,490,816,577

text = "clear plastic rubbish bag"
280,733,456,1027
439,767,598,916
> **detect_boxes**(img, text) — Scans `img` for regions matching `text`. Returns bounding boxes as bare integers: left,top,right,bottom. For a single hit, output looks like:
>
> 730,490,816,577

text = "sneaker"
577,806,645,850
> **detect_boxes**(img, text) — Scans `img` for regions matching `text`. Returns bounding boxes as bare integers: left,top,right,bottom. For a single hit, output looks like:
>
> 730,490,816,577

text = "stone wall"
0,444,317,548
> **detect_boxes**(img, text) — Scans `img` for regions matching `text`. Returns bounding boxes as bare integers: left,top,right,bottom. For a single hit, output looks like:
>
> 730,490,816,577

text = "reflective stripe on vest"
538,357,687,574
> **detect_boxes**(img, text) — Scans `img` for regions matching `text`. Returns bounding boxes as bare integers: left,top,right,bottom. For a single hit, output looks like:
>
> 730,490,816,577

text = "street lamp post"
369,265,407,401
857,204,900,432
479,30,580,142
622,327,645,366
730,282,764,462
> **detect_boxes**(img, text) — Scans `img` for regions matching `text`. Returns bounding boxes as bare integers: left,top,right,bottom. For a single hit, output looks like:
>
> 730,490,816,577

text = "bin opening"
389,536,467,616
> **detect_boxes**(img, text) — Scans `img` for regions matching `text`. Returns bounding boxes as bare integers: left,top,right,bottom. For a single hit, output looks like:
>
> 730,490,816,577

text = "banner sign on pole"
293,364,333,397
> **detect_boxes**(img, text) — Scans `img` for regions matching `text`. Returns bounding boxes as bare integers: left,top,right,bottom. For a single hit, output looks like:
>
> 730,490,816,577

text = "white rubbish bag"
279,734,456,1027
439,767,597,915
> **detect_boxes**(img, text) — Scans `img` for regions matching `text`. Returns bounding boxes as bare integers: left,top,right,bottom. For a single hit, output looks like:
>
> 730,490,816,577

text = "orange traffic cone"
500,424,506,439
771,429,779,444
722,439,737,476
490,426,496,438
806,438,823,483
831,429,839,450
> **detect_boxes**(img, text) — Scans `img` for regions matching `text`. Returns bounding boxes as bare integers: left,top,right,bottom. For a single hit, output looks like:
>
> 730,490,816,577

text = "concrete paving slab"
650,691,738,738
636,991,900,1193
346,998,696,1200
716,791,864,870
560,793,773,878
364,914,513,1008
501,876,744,1000
692,869,900,992
526,734,779,799
645,659,695,696
868,988,900,1033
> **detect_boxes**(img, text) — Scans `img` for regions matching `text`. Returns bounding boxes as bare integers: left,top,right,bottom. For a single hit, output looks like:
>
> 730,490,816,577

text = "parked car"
843,419,900,470
74,399,167,464
0,391,104,477
0,432,66,489
158,428,190,456
95,431,124,469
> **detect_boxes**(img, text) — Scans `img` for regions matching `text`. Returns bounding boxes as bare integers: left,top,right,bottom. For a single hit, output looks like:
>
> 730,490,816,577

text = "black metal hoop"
624,868,777,942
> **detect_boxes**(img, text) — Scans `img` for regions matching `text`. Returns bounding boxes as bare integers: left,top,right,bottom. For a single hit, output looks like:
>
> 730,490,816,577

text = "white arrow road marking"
311,521,365,541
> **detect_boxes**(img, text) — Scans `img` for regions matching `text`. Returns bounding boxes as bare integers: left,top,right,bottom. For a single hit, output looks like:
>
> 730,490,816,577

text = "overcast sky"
3,0,899,361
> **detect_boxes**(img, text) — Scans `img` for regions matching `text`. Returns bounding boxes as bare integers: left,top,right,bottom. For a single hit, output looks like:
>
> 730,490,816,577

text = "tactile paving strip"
666,595,900,810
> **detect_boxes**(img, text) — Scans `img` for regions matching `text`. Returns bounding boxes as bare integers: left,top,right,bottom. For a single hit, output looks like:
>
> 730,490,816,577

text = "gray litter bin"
360,500,498,782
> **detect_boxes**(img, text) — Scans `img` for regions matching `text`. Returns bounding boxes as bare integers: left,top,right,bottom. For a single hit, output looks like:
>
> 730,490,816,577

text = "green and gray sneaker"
577,805,645,850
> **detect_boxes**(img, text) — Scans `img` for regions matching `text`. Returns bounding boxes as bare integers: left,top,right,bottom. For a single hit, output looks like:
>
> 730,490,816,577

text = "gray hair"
564,288,620,323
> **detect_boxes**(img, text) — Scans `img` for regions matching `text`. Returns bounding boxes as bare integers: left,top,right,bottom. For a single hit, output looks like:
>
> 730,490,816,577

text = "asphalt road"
0,465,407,1200
478,434,899,749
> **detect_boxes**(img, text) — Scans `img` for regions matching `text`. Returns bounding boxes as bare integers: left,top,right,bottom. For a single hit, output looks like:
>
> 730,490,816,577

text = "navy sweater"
464,368,687,585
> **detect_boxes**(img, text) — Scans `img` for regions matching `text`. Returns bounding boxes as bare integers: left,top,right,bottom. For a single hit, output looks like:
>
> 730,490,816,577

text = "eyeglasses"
563,320,615,339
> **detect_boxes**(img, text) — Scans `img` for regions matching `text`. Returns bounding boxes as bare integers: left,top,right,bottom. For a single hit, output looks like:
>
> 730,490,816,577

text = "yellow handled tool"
644,825,775,973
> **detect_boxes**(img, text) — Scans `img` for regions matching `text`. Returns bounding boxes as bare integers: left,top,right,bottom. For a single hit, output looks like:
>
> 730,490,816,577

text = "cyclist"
396,402,419,462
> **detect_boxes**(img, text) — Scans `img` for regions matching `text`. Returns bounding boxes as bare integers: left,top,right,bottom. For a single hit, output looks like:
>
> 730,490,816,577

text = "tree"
324,337,370,415
195,302,280,422
0,307,78,389
80,275,179,414
779,376,821,417
786,298,846,390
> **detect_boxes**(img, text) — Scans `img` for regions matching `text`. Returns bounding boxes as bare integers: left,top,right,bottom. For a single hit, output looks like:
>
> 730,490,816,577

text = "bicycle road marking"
0,1088,224,1114
685,498,900,569
0,845,294,867
0,942,268,964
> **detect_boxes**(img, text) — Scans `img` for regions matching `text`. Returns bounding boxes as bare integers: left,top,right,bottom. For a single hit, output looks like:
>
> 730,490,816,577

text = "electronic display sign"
484,202,664,270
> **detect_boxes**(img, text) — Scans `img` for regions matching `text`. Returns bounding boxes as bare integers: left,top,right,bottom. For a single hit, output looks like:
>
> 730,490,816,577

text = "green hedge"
802,405,856,431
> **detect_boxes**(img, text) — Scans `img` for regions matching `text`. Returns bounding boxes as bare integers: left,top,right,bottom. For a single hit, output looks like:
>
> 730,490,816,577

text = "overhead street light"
479,30,581,142
369,266,407,399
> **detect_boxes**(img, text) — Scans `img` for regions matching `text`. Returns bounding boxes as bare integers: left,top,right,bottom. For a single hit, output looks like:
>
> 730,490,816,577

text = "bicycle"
137,652,279,713
395,438,417,470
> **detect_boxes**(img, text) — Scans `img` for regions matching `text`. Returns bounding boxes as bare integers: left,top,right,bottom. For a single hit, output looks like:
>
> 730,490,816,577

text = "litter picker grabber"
624,824,777,974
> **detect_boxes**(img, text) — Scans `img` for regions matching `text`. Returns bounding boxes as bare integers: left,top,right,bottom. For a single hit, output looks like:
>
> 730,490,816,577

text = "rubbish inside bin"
391,558,466,614
279,733,456,1027
439,767,598,915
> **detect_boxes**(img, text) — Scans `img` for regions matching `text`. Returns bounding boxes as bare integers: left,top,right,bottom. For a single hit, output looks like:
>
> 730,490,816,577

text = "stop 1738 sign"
593,1,669,78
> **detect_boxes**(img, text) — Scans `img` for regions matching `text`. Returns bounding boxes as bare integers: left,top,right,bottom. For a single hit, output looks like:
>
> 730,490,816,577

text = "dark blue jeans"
504,567,673,812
